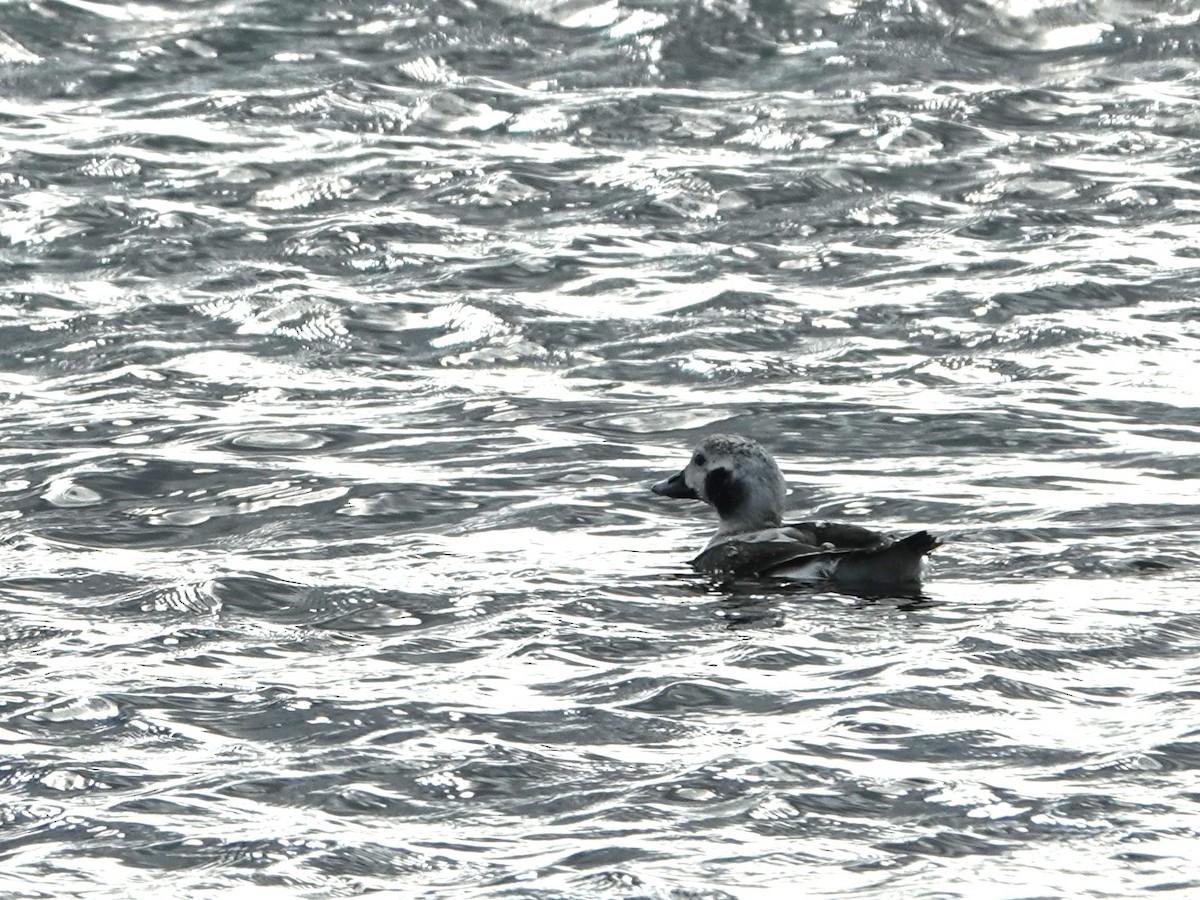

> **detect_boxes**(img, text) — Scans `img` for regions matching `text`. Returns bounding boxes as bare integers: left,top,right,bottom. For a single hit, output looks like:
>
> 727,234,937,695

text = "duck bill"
652,470,698,500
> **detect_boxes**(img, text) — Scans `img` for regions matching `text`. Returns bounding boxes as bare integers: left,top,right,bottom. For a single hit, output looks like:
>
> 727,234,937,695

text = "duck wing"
691,532,828,579
765,530,941,589
781,521,888,549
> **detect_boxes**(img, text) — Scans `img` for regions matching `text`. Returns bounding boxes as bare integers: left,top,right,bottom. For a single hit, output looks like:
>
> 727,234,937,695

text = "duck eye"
692,452,706,466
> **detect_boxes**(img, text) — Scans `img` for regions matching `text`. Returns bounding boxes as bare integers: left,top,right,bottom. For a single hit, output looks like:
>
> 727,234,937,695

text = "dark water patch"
119,834,317,874
725,645,837,670
463,706,699,749
876,830,1009,858
966,673,1079,704
795,730,1092,769
622,679,787,715
966,644,1079,674
849,687,991,714
373,635,493,667
308,840,496,883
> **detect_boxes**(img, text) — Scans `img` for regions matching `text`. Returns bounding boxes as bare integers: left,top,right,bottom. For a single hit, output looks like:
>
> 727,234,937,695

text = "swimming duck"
652,434,938,591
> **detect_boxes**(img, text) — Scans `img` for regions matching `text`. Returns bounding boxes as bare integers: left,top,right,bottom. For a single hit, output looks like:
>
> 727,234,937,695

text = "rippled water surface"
3,0,1200,896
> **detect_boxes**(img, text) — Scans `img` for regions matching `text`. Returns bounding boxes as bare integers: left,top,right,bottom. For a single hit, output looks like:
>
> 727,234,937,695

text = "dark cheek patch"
705,467,745,518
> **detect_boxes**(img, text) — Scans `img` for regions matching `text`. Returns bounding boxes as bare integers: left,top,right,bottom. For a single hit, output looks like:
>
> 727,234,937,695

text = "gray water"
3,0,1200,897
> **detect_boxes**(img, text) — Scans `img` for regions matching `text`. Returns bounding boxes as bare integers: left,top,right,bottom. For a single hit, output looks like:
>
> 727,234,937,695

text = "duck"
651,434,938,592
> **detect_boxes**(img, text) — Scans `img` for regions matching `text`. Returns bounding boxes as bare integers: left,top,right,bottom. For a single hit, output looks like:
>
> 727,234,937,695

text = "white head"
651,434,787,534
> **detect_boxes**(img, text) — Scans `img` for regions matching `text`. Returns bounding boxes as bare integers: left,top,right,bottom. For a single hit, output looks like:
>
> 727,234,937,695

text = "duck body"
652,434,938,592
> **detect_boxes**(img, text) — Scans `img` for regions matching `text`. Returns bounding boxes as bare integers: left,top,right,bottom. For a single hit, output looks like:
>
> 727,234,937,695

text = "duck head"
652,434,787,535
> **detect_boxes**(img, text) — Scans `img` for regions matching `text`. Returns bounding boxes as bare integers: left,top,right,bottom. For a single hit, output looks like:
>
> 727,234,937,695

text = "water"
3,0,1200,896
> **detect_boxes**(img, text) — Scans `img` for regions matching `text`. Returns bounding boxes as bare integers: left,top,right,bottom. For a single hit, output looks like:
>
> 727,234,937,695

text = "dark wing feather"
782,521,888,549
692,537,826,578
